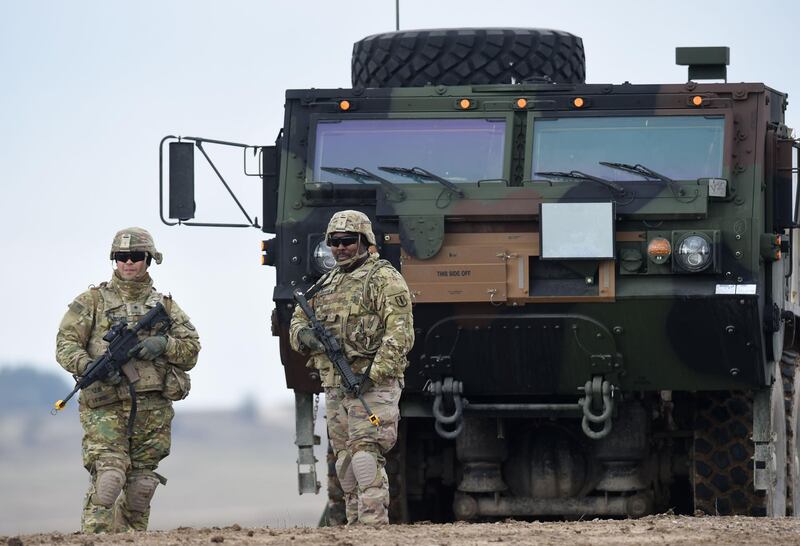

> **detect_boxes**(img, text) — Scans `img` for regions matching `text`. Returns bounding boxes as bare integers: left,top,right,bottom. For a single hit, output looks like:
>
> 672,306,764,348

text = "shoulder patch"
394,294,409,308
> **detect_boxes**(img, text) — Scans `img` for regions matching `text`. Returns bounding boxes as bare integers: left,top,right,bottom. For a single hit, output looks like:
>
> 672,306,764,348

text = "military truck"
160,28,800,520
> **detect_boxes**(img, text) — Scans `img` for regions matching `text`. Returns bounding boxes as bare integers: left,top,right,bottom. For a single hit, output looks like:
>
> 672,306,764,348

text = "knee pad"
335,452,357,493
126,472,160,513
351,451,379,489
93,467,126,508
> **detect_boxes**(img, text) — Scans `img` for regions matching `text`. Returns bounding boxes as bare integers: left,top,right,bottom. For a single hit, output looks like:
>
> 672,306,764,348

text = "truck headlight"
675,234,712,272
312,239,336,273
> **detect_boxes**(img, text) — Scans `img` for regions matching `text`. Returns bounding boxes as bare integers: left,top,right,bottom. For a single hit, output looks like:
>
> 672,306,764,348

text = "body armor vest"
80,282,172,409
311,259,390,383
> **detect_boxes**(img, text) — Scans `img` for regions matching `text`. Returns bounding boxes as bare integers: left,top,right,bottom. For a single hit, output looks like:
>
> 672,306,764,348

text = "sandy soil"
6,515,800,546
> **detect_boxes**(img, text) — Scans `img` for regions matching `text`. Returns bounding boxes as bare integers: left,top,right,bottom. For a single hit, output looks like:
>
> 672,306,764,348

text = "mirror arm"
194,140,260,229
159,135,262,229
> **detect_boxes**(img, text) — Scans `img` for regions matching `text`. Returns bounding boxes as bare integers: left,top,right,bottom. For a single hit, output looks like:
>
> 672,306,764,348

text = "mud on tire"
693,385,787,516
351,28,585,88
693,391,767,516
782,349,800,516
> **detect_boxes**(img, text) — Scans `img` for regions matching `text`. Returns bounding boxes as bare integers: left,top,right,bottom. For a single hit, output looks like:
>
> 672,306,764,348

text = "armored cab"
161,29,800,519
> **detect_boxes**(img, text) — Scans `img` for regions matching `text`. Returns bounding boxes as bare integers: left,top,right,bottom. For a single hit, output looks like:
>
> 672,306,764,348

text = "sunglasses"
327,235,360,248
113,251,148,263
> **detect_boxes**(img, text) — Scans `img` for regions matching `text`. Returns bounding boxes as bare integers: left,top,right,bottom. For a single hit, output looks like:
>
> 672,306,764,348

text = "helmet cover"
109,227,163,264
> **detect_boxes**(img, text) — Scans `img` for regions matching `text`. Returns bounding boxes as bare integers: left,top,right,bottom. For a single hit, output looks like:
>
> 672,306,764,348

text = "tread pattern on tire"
693,391,767,516
782,349,800,516
352,28,585,88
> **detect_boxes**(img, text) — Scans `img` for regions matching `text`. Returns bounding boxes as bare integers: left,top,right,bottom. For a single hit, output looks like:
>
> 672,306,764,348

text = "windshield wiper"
320,166,406,200
379,166,465,198
599,162,683,196
535,170,626,194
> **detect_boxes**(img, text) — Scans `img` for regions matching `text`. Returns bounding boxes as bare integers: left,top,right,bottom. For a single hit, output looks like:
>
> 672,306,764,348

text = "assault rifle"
293,290,381,427
54,303,171,435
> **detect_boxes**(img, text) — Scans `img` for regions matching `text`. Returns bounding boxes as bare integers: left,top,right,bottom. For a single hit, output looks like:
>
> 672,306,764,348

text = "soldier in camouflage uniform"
56,227,200,533
290,210,414,525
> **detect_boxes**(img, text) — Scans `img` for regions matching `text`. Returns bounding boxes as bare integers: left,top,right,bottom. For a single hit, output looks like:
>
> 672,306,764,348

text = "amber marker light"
692,95,703,106
459,98,471,109
516,98,528,109
339,100,351,111
573,97,585,108
647,237,672,264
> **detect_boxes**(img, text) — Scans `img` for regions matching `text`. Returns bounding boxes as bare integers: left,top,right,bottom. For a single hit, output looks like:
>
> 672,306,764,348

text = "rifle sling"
362,359,375,385
303,269,334,300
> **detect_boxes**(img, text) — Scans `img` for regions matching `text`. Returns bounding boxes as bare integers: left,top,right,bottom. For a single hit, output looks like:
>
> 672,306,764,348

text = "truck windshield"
313,118,506,184
531,115,725,181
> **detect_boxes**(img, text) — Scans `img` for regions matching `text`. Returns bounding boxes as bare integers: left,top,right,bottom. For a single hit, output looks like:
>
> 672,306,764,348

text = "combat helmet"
326,210,376,246
110,227,163,264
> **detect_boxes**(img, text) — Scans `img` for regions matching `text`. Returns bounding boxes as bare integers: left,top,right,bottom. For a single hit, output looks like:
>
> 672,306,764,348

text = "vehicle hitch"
428,377,464,439
578,376,616,439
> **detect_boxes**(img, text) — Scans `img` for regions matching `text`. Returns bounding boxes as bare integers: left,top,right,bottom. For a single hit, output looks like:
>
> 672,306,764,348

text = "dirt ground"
6,515,800,546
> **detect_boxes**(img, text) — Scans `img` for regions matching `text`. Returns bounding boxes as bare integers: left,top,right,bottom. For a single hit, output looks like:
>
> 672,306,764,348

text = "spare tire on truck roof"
351,27,586,88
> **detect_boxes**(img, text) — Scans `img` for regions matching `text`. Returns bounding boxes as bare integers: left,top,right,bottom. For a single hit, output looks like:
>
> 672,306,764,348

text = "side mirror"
158,135,260,229
169,142,196,221
261,143,279,233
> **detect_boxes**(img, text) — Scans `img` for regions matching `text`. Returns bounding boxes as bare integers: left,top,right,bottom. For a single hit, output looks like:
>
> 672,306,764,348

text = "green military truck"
160,28,800,520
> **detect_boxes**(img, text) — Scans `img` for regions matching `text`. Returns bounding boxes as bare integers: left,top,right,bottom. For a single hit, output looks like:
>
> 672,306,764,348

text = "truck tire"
692,383,787,516
351,28,585,88
782,349,800,516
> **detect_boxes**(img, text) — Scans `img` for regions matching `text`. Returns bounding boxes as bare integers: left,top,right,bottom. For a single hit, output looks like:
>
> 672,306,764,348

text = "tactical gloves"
129,335,168,360
354,373,372,391
298,327,325,353
76,357,93,376
104,368,122,385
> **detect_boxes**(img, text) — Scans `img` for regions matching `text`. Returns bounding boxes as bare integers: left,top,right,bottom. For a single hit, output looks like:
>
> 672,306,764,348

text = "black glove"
354,373,372,392
104,368,122,386
298,327,325,353
128,335,168,360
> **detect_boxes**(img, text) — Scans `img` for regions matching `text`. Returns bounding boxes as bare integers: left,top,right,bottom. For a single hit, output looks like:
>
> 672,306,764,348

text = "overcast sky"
2,0,798,411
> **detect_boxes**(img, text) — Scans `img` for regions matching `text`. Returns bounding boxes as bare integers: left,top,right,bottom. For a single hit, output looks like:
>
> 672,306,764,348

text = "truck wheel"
351,28,585,88
692,381,787,515
782,349,800,516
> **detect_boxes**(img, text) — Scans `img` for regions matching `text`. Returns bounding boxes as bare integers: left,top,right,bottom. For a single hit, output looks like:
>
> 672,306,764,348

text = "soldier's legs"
325,388,358,523
352,449,390,524
325,443,347,526
343,379,402,525
116,405,174,531
80,406,130,533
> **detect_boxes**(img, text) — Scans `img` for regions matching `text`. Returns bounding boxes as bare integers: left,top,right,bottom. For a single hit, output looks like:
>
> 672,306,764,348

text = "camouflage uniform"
290,211,414,525
55,228,200,533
